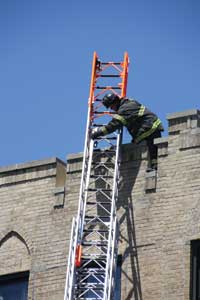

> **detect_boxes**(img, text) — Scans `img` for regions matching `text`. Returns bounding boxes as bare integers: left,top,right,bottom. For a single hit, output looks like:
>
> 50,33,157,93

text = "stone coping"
0,157,66,174
167,109,200,120
67,152,83,160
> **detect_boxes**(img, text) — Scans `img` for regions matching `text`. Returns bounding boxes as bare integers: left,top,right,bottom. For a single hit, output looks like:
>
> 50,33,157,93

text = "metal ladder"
64,52,129,300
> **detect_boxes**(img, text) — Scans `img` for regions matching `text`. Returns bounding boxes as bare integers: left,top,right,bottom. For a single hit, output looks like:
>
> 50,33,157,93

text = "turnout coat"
101,98,163,143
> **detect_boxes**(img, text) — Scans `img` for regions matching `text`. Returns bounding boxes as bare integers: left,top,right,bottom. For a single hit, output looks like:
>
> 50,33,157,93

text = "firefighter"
91,93,164,171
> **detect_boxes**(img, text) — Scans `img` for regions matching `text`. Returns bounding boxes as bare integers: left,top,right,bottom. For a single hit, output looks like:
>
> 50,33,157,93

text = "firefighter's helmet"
102,93,120,108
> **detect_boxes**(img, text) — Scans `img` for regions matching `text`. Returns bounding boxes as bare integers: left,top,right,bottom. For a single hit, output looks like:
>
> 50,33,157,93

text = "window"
0,271,29,300
191,240,200,300
114,255,122,300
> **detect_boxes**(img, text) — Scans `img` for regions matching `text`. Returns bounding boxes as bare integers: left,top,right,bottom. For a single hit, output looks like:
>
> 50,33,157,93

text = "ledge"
67,152,83,160
67,153,83,174
0,157,66,187
0,157,65,174
167,109,200,120
167,109,200,135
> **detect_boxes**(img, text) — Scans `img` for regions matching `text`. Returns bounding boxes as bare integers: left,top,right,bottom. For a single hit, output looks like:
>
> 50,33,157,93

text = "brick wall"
0,109,200,300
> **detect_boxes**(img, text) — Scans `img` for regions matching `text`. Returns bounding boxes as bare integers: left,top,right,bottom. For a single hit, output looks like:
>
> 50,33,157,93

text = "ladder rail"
76,109,93,243
64,217,77,300
64,52,129,300
108,134,122,299
108,216,119,299
121,52,129,97
64,107,93,299
103,130,122,300
80,139,95,237
76,50,98,242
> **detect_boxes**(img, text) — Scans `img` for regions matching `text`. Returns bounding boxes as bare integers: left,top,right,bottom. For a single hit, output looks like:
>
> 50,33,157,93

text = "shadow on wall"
117,152,143,300
91,143,144,299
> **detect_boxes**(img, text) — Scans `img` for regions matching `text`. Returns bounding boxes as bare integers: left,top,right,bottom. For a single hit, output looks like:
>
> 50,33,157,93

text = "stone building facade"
0,109,200,300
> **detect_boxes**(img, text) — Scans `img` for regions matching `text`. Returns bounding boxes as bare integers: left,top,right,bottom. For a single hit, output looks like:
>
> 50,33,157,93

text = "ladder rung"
76,273,105,277
92,161,114,165
86,188,112,192
85,216,110,221
93,111,113,115
96,136,117,140
93,149,116,154
82,241,107,246
90,175,113,179
84,222,110,227
76,293,104,299
83,229,109,233
77,269,106,274
81,256,107,261
81,255,107,259
76,281,104,283
96,86,121,89
75,284,104,289
78,267,106,272
92,124,107,126
86,201,111,205
77,263,106,269
101,62,121,65
98,75,120,78
92,161,114,164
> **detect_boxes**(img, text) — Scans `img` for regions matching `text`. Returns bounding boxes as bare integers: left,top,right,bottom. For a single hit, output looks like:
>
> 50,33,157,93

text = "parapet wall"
0,109,199,300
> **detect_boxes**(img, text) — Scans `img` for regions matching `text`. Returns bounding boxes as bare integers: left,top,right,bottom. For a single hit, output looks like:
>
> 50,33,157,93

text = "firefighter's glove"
91,127,104,139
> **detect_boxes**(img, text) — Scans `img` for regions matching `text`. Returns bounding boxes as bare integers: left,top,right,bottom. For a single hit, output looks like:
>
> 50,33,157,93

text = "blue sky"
0,0,199,166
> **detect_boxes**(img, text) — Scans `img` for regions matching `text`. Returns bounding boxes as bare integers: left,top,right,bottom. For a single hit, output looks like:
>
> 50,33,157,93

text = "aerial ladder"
64,52,129,300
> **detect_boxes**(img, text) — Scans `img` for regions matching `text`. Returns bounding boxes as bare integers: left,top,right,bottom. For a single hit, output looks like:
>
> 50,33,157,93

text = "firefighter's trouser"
146,130,161,168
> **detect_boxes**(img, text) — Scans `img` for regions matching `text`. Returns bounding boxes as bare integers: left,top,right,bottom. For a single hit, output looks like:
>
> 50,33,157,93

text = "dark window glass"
0,272,29,300
114,255,122,300
191,240,200,300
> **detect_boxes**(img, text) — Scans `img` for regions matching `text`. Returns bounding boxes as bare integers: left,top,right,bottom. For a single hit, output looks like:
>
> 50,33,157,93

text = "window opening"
191,240,200,300
0,271,29,300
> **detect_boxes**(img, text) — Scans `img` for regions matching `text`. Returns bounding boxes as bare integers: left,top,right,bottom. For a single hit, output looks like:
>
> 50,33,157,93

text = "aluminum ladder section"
64,52,129,300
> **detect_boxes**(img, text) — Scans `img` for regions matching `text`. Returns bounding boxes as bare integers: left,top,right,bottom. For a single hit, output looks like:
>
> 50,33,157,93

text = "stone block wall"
0,109,200,300
0,158,67,300
117,109,200,300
